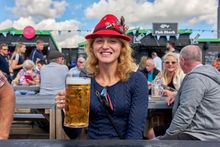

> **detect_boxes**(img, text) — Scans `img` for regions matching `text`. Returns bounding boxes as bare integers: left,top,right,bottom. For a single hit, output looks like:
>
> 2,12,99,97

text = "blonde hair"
161,52,183,87
139,56,148,70
85,38,136,81
11,42,25,60
23,60,35,70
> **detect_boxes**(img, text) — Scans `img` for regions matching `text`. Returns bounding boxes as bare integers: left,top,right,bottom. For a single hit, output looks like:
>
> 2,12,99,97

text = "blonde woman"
147,52,185,139
55,14,148,139
10,42,26,79
159,52,185,105
138,56,148,70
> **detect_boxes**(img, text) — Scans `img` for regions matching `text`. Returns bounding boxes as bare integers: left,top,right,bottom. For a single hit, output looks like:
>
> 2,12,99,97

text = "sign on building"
152,23,178,36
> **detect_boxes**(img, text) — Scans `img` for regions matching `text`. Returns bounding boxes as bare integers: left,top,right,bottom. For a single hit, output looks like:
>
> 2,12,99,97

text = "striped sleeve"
0,72,7,87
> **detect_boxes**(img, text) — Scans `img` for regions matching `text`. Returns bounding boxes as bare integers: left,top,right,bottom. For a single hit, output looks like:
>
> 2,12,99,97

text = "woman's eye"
109,39,117,43
94,39,103,43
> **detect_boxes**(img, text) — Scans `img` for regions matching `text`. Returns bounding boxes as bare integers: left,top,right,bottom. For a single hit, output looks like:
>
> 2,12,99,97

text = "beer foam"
66,77,91,85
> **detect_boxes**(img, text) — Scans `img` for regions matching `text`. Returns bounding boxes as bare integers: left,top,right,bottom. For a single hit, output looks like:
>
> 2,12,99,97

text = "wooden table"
15,94,64,139
15,94,170,139
1,140,219,147
148,96,172,109
13,85,40,91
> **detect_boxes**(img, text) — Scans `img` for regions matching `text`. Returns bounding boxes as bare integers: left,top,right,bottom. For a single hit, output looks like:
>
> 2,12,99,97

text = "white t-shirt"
153,56,162,71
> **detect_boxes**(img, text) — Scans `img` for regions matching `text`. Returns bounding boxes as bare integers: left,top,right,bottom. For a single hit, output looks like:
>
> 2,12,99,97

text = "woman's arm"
126,72,148,139
11,60,23,70
11,73,21,86
163,90,177,105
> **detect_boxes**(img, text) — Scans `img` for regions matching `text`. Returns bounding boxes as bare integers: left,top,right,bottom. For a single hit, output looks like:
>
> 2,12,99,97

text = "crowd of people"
1,13,220,141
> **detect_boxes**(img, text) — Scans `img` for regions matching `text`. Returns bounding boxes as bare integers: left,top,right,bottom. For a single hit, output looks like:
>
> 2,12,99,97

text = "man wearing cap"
39,50,68,95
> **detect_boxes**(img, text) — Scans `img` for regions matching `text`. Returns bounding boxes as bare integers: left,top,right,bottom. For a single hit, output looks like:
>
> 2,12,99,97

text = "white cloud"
11,0,68,21
0,17,84,49
85,0,217,27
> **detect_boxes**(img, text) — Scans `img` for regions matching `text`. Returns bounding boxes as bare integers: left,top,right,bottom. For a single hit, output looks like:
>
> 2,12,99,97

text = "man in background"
166,41,176,53
69,55,87,77
29,40,45,63
160,45,220,140
39,50,68,95
151,52,162,71
0,43,11,82
0,71,15,139
140,58,160,83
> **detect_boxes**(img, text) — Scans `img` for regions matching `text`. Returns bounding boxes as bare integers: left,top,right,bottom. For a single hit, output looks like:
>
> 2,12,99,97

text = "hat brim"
85,29,131,42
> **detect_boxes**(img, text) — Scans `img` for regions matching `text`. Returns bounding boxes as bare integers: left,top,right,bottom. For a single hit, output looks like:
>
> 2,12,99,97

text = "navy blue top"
12,54,24,79
0,54,10,75
62,71,148,139
29,48,44,63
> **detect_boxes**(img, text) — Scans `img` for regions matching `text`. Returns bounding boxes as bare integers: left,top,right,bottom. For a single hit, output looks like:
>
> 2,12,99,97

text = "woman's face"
20,45,26,53
92,36,122,65
25,65,34,74
163,56,178,73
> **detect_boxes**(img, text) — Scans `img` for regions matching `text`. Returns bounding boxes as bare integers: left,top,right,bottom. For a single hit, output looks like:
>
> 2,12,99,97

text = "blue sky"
0,0,218,48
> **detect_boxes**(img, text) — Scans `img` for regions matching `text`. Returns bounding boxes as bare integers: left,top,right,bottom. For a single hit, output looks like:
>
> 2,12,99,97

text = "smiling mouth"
100,51,112,55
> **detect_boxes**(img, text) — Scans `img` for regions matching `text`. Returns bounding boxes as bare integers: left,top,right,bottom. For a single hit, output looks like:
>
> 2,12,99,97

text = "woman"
159,52,185,105
147,52,185,139
10,42,26,79
138,56,148,70
12,59,40,86
56,14,148,139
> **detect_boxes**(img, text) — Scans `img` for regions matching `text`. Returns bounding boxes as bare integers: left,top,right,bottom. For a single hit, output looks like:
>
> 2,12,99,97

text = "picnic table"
0,140,219,147
148,96,172,109
15,94,65,139
13,85,40,91
15,94,170,139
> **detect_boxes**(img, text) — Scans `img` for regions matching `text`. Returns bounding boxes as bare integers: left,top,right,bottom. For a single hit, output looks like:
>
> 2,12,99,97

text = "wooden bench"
13,113,45,121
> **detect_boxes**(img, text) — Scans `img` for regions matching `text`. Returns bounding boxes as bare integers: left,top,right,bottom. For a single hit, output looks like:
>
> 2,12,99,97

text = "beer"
64,77,91,128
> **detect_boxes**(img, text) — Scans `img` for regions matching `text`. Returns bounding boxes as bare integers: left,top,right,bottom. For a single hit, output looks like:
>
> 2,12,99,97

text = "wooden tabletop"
0,140,219,147
16,94,55,109
13,85,40,92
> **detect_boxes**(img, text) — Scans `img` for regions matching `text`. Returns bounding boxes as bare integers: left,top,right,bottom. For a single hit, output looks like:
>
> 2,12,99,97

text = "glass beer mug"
151,78,163,100
64,73,91,128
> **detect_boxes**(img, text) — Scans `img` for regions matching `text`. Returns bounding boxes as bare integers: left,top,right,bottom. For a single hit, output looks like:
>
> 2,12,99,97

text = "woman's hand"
165,96,175,106
11,80,18,86
26,79,35,85
163,89,176,106
55,90,66,109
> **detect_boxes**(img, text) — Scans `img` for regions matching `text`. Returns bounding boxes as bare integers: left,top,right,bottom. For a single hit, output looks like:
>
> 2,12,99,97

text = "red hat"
85,14,131,41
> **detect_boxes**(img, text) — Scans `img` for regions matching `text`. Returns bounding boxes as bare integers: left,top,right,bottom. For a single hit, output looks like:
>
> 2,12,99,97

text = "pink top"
17,69,38,85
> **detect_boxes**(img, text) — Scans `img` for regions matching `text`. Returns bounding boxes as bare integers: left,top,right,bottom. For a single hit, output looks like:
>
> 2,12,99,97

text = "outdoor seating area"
10,91,170,139
2,1,220,146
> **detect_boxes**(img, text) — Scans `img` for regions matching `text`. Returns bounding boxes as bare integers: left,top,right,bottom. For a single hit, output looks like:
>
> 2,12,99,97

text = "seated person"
35,59,46,75
157,52,185,104
12,60,40,95
39,50,68,95
68,55,86,77
138,56,148,71
147,52,185,139
212,58,220,72
140,58,160,89
159,45,220,140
